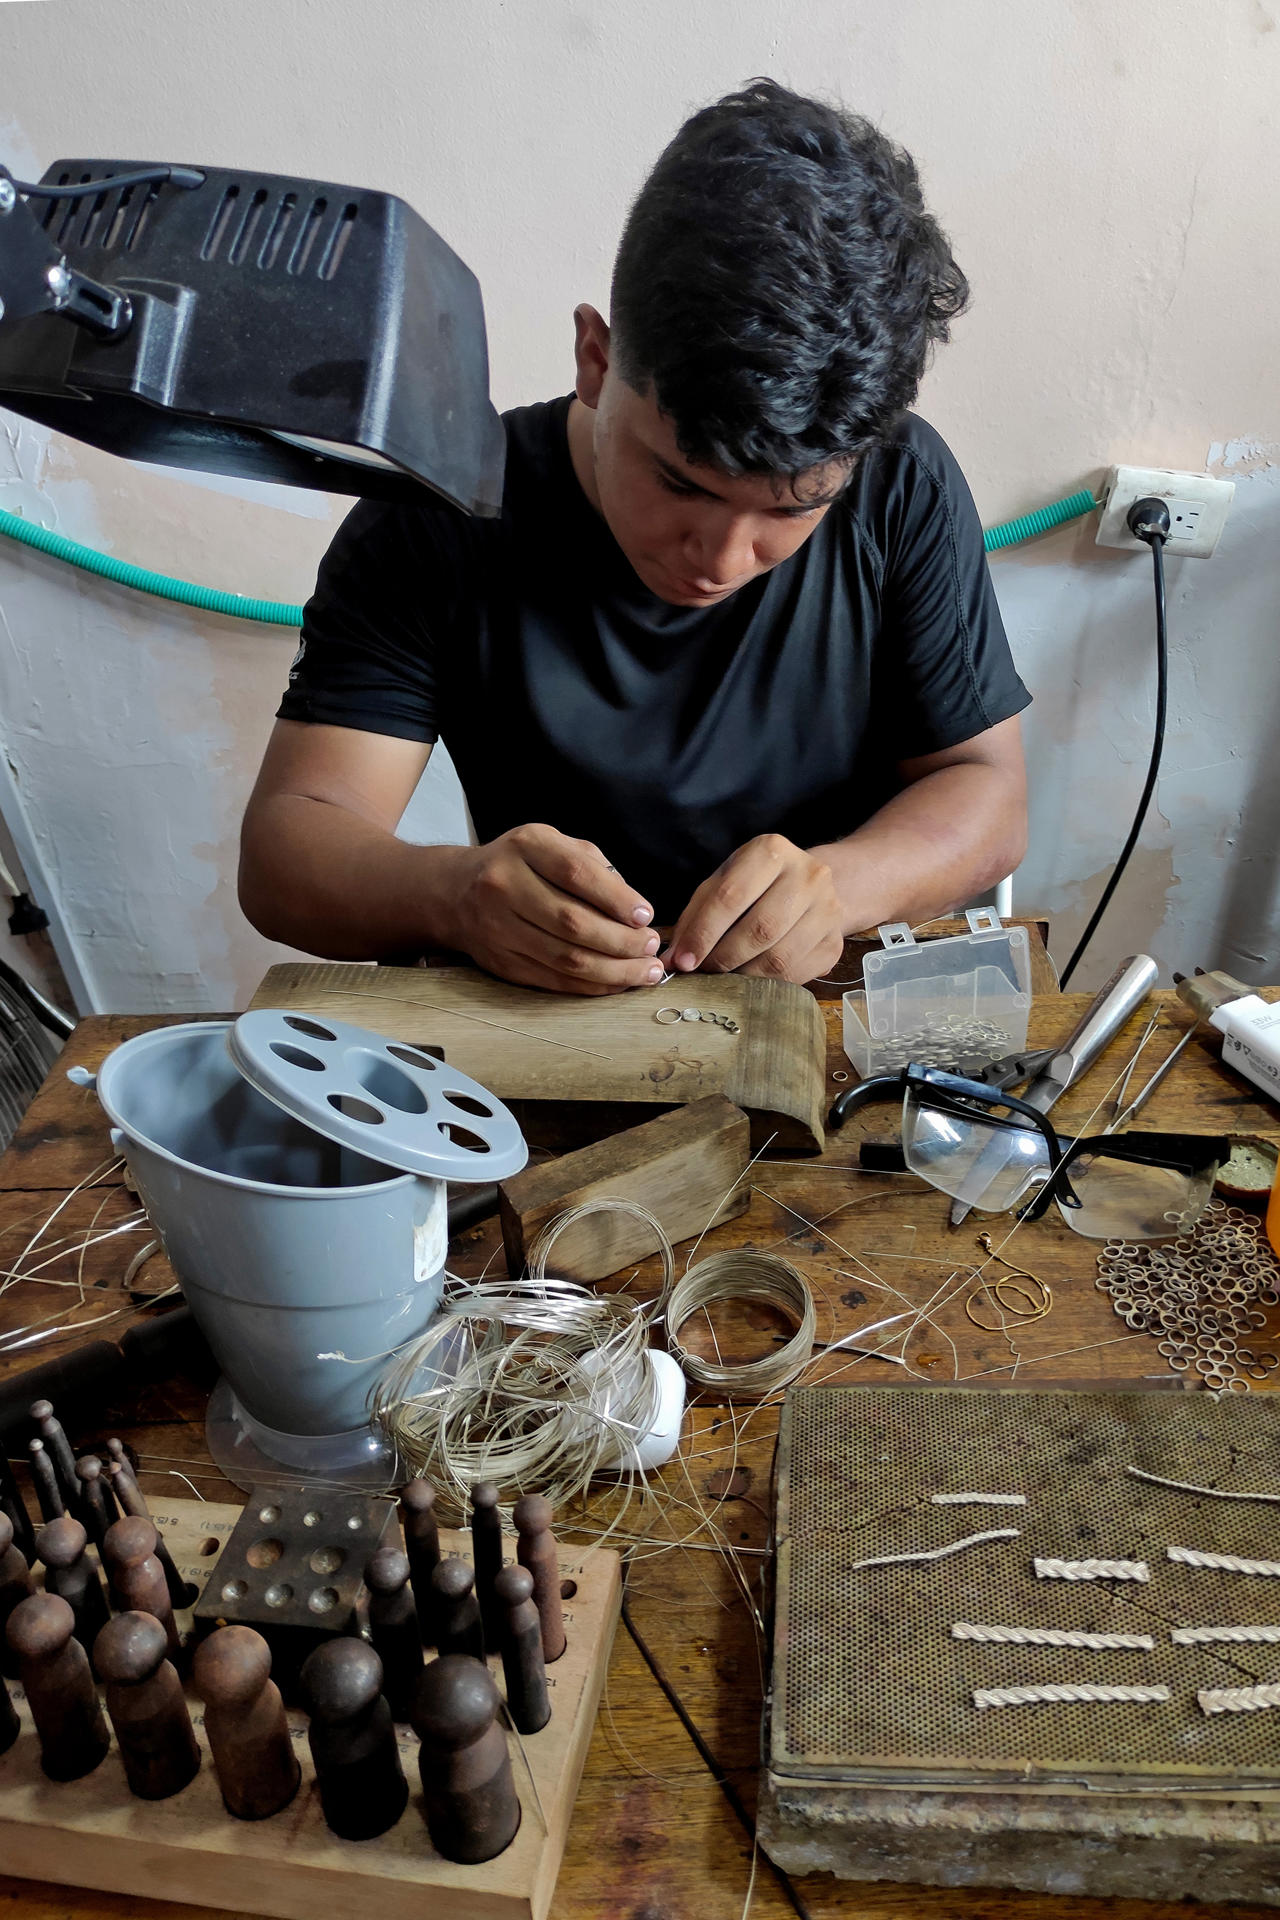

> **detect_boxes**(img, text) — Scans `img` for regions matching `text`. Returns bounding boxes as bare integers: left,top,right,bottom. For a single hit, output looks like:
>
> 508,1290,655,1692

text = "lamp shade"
0,160,505,515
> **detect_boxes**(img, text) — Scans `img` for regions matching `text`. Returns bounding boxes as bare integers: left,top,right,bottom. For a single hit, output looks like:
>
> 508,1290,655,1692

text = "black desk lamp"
0,158,505,514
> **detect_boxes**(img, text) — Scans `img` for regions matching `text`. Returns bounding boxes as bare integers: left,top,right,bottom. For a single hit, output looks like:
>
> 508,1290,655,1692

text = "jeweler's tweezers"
1102,1012,1163,1124
1107,1019,1205,1133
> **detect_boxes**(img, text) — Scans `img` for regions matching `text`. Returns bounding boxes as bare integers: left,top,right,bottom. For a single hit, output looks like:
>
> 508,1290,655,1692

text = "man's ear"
572,304,611,409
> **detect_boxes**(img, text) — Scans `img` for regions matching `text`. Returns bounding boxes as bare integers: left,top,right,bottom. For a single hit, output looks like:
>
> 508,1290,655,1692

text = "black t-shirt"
279,397,1030,922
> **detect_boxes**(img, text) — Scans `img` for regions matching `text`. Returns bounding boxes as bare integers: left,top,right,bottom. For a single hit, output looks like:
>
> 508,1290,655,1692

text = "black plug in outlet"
1127,496,1171,545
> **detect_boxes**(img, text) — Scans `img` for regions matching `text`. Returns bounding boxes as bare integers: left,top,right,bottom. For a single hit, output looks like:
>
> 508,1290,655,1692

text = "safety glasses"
830,1064,1229,1240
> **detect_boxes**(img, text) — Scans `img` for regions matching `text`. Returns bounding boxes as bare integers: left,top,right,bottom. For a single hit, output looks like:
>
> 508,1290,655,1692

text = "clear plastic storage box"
842,910,1032,1078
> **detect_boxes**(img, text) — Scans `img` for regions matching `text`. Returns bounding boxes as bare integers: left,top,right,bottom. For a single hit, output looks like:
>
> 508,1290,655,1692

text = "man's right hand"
445,823,666,995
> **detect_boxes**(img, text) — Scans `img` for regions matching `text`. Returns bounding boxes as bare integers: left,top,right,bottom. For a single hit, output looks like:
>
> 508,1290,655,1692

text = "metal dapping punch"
192,1626,300,1821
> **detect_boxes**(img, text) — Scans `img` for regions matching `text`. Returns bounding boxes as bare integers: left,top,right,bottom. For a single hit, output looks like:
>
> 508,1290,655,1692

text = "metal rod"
1108,1020,1204,1133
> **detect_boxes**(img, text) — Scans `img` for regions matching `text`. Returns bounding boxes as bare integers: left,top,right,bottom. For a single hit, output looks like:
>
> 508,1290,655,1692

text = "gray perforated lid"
227,1009,528,1182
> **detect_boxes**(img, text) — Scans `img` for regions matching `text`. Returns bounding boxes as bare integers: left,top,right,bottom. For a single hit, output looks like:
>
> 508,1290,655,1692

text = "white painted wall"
0,0,1277,1010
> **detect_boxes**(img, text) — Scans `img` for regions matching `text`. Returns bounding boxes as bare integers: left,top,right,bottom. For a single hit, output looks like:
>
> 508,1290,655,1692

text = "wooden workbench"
3,990,1280,1920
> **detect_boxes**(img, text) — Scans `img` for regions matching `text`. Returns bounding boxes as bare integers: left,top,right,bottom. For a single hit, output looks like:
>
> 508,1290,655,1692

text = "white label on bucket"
414,1183,449,1284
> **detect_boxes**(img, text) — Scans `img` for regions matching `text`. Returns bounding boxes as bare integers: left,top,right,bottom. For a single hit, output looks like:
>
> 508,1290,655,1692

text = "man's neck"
565,397,604,516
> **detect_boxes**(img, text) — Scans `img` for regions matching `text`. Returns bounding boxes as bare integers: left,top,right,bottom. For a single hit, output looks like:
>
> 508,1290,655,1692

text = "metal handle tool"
1030,954,1162,1105
948,954,1160,1226
1106,1018,1205,1133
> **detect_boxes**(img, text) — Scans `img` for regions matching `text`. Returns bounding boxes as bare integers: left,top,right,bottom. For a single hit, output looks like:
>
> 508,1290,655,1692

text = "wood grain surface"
249,962,829,1147
498,1094,751,1280
2,996,1280,1920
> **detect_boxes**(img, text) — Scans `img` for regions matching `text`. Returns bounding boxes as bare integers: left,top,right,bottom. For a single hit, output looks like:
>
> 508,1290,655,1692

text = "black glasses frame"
829,1064,1229,1222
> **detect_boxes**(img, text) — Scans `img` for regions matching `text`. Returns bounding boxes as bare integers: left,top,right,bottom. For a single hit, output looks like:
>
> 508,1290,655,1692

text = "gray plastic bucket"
91,1022,446,1441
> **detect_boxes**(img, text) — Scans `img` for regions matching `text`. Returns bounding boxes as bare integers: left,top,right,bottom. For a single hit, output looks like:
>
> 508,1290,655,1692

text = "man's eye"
656,472,699,498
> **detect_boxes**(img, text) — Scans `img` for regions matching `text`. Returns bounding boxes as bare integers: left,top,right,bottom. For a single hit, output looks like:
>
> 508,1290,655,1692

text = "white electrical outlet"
1096,465,1234,558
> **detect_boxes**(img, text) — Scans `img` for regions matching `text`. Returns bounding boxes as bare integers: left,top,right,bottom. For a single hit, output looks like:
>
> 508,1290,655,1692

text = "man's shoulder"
853,413,969,503
499,394,575,487
842,413,983,557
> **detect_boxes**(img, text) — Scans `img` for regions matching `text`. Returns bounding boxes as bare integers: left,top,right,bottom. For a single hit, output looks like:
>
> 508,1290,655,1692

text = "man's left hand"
663,834,846,984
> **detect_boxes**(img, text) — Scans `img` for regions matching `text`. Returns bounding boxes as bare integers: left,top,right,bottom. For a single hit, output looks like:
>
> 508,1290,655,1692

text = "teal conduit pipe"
982,488,1098,554
0,487,1099,628
0,506,305,626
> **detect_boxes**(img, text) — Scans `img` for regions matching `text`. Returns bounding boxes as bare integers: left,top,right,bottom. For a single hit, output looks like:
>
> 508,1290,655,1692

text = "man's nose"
684,515,755,586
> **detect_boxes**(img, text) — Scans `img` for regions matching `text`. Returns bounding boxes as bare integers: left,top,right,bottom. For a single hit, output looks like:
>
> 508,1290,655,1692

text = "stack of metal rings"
1095,1198,1280,1394
865,1016,1016,1074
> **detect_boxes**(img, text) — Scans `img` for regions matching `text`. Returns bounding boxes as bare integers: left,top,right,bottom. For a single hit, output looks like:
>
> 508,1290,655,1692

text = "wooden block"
498,1095,751,1282
250,963,828,1148
0,1498,621,1920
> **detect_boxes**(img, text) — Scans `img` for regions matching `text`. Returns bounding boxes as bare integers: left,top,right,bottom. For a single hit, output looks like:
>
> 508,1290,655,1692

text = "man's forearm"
811,759,1028,933
239,792,472,959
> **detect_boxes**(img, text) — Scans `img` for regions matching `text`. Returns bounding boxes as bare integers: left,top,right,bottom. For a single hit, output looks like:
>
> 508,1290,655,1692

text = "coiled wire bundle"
370,1272,663,1522
525,1196,674,1320
666,1248,816,1397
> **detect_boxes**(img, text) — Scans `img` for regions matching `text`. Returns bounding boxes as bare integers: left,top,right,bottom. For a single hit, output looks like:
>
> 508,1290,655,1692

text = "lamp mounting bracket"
0,167,132,338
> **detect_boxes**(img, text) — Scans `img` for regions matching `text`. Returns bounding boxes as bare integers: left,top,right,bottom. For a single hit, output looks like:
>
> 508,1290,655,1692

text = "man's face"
573,312,849,607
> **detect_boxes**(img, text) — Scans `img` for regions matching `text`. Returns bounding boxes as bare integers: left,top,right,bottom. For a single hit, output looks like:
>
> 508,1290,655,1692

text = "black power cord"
1058,496,1171,989
11,166,205,199
620,1586,815,1920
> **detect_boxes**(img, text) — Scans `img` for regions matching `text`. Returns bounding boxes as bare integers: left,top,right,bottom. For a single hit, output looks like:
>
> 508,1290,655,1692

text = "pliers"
827,1046,1057,1152
952,1045,1057,1092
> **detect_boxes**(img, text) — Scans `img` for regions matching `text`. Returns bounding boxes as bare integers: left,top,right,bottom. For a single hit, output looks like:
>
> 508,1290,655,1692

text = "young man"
240,80,1029,995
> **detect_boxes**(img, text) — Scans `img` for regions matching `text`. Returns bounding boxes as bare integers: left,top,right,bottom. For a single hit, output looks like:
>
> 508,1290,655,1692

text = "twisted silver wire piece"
974,1684,1170,1710
931,1492,1026,1508
953,1622,1155,1649
1172,1624,1280,1645
1127,1466,1280,1505
846,1527,1019,1574
1198,1684,1280,1715
1168,1545,1280,1577
1034,1557,1150,1583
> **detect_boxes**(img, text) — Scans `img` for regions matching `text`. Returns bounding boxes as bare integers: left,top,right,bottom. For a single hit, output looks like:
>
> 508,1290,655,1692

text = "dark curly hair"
609,79,969,479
